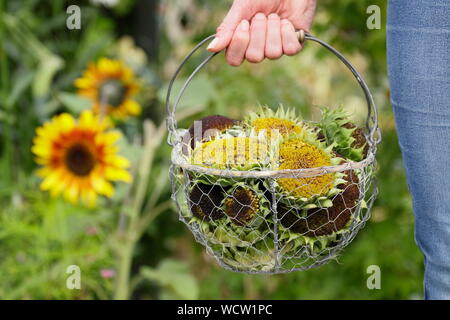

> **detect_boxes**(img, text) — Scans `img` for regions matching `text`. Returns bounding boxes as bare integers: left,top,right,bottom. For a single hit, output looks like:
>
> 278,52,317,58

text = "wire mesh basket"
166,31,381,274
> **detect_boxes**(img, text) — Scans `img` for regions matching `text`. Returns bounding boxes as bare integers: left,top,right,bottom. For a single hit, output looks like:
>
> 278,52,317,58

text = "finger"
207,1,244,52
265,14,282,60
281,19,302,56
245,13,267,63
226,20,250,67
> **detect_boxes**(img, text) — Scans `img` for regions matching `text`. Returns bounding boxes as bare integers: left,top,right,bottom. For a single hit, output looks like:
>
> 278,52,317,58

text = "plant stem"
113,121,162,300
136,200,172,239
113,107,199,299
114,237,136,300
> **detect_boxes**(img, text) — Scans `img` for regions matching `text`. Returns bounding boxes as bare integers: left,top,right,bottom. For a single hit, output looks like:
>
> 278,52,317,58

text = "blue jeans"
387,0,450,299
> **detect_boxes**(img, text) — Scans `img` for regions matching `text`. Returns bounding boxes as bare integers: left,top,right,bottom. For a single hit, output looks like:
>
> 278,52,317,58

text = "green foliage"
140,259,199,300
0,191,115,299
58,92,92,114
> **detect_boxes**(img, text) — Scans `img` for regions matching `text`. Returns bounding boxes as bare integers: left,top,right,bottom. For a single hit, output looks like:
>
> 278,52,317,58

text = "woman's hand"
207,0,317,66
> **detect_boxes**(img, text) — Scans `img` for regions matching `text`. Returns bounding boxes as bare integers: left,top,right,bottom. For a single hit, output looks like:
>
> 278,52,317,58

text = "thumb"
207,2,244,52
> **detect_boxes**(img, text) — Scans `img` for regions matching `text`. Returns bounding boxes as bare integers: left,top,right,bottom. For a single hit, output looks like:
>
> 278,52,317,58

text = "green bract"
315,106,368,161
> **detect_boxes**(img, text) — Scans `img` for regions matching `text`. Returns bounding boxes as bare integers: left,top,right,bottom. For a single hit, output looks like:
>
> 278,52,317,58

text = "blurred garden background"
0,0,424,299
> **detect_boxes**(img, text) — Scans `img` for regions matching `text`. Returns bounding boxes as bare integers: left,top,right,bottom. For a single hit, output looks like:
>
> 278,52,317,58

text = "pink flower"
100,268,116,279
85,226,98,235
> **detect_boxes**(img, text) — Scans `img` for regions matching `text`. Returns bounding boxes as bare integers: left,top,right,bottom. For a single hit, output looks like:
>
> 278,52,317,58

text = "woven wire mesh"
169,130,378,274
167,32,380,273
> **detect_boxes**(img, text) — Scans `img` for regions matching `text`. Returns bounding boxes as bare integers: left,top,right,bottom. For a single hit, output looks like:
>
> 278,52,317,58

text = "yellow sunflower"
251,117,302,137
75,58,141,119
277,138,334,198
192,137,269,169
32,110,132,207
245,105,303,139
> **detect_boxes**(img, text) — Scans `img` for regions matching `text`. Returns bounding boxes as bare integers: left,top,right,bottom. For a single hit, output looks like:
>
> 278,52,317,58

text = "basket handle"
166,31,381,147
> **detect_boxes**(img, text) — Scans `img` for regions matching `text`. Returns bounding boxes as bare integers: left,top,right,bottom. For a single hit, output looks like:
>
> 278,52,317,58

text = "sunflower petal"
105,167,132,182
64,181,80,204
91,174,114,198
124,100,141,116
40,169,63,191
105,155,130,168
82,189,97,208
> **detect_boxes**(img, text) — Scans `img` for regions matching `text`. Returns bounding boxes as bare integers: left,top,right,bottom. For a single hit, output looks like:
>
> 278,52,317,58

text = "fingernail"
207,37,219,50
268,13,279,20
254,13,265,20
241,20,249,31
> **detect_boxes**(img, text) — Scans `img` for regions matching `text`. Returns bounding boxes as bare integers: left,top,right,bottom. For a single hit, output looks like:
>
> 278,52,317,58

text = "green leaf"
140,259,199,300
160,74,216,111
32,56,64,98
6,71,34,108
57,92,92,114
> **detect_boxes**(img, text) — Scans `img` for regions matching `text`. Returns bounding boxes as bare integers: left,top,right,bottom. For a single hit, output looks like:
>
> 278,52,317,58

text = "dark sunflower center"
224,188,259,225
99,79,127,107
65,143,96,176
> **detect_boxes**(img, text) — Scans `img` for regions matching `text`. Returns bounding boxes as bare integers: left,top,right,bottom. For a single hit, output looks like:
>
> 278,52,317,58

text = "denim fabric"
387,0,450,299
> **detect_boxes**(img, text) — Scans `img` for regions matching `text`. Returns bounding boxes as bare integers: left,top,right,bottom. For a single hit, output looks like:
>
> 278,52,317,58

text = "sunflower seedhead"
183,115,236,155
274,129,344,200
223,186,261,226
242,105,305,138
277,166,360,254
188,183,225,221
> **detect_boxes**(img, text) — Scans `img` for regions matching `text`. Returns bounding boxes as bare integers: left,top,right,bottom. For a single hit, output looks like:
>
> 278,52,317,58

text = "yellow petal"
124,100,141,116
36,167,50,177
34,157,49,165
96,131,121,145
57,113,75,133
91,174,114,197
63,181,80,204
98,58,116,74
105,155,130,168
74,77,94,89
40,169,63,191
32,144,51,158
105,167,132,183
50,175,71,198
79,110,95,128
82,189,97,208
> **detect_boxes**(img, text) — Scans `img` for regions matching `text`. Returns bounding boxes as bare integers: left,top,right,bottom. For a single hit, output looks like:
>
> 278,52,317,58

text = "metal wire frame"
166,31,381,273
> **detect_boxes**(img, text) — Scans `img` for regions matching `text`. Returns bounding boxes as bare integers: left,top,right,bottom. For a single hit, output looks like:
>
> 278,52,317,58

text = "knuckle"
234,33,248,43
216,24,227,33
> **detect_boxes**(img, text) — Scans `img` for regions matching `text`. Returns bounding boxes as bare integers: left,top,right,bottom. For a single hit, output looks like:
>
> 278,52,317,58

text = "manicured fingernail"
207,37,219,50
268,13,279,20
241,20,249,31
281,19,290,25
